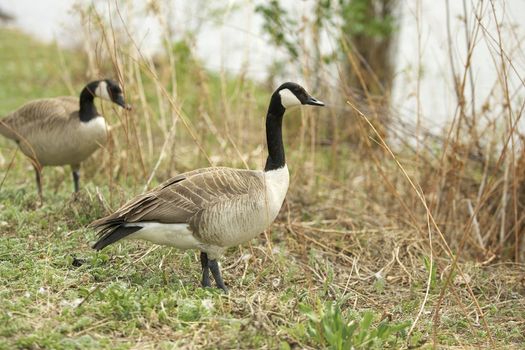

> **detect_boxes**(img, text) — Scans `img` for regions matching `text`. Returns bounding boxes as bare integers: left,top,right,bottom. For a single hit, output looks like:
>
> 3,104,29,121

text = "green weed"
299,302,409,349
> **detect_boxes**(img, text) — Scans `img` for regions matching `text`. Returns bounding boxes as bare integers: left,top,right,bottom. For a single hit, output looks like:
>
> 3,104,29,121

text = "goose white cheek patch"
279,89,301,108
95,81,112,102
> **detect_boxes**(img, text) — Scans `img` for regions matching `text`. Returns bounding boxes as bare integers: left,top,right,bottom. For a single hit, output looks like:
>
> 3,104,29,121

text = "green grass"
1,27,524,349
2,186,524,349
0,28,85,115
0,187,405,349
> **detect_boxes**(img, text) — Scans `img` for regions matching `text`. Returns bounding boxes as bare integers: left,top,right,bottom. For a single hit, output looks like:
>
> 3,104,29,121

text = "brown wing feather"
0,97,78,141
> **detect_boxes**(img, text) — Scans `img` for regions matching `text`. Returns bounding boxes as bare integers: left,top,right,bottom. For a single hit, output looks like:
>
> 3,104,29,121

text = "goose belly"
20,117,107,166
198,202,281,246
125,222,201,249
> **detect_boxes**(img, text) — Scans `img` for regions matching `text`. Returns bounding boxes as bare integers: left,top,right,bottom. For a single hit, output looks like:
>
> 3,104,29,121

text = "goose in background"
90,82,324,292
0,79,131,199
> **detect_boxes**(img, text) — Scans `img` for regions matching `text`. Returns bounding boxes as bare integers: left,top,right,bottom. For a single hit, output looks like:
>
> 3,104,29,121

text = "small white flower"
60,298,83,308
201,299,214,311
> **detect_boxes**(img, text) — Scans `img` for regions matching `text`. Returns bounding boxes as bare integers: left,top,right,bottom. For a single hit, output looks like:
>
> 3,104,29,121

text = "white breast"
263,165,290,220
78,116,108,148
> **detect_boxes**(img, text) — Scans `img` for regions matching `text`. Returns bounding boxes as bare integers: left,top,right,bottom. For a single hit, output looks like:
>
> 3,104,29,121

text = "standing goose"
90,82,324,292
0,79,131,198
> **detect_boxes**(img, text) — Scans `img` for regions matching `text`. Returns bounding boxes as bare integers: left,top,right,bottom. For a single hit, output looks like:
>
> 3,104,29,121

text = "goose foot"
71,256,85,267
200,251,211,288
209,259,228,293
200,252,228,293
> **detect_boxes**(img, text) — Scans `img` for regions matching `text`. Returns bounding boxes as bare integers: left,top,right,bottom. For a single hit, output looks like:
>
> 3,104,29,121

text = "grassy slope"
0,27,524,349
0,29,84,114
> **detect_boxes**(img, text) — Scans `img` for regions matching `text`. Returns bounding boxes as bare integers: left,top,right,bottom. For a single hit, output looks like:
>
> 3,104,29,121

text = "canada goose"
90,82,324,292
0,79,131,198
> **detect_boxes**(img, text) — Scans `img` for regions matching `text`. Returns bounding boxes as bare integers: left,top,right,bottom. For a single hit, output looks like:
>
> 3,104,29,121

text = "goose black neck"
78,82,99,122
264,94,286,171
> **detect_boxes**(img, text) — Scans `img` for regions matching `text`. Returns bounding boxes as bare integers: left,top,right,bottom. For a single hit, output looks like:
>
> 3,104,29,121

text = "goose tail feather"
92,225,142,251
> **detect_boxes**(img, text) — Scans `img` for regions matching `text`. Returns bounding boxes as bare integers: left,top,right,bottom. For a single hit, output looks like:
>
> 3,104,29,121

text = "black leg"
71,165,80,193
200,252,211,288
208,259,228,293
33,166,42,201
72,170,80,193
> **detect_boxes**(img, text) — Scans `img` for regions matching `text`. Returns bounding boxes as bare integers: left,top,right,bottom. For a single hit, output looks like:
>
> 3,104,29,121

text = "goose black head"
95,79,131,110
274,82,325,109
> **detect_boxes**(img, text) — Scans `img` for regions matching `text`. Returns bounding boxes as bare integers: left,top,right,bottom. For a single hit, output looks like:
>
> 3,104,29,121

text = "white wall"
1,0,524,128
